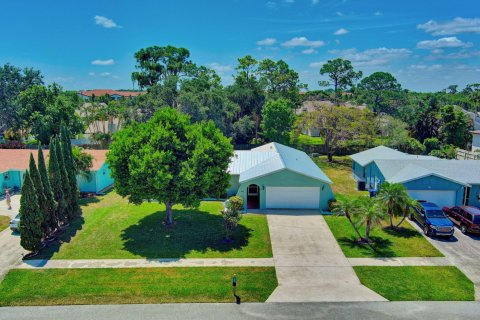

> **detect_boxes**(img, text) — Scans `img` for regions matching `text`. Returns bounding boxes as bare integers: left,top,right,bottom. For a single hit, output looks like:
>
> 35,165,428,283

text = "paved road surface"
264,211,386,302
1,302,480,320
0,196,26,279
408,219,480,300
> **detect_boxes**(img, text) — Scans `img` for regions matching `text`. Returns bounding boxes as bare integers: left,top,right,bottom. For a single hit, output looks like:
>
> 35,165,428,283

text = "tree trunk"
389,211,394,229
365,221,371,242
396,212,407,228
165,202,173,225
327,152,333,162
346,213,364,241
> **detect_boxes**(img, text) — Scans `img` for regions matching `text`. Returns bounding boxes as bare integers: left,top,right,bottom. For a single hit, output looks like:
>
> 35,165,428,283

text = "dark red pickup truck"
442,206,480,234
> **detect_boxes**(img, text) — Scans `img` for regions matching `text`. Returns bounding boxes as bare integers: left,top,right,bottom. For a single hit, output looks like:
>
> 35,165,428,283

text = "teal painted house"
0,149,113,196
350,146,480,208
227,143,333,211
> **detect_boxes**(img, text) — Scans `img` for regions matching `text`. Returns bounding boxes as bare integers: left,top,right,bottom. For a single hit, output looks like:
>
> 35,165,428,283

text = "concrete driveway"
262,210,386,302
0,195,26,279
408,219,480,300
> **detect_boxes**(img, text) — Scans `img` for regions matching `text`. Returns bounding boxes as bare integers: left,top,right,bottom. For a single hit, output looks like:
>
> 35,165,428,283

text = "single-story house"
0,149,113,196
78,89,145,101
227,142,333,210
350,146,480,207
350,145,438,190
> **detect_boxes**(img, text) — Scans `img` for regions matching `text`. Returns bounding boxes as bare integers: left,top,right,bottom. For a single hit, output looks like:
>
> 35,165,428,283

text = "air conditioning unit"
357,181,366,191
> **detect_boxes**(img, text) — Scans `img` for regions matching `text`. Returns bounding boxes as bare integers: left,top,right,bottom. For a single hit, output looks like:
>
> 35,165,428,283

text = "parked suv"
409,202,454,238
442,206,480,234
9,214,20,232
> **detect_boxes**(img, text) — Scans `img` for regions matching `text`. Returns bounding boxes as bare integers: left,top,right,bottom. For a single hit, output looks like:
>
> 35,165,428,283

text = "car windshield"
14,214,20,219
426,210,446,218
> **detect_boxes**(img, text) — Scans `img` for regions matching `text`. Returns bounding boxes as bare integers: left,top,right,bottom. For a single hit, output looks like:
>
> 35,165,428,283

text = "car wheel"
423,225,430,236
461,225,468,234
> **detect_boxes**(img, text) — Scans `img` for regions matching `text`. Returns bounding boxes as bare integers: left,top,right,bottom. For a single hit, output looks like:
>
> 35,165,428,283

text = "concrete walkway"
263,211,387,302
348,257,452,267
18,258,274,269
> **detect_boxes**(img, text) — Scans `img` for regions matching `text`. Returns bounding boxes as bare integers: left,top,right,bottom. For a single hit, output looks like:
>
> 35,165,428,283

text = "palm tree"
396,197,421,228
356,199,386,243
332,198,364,241
376,182,411,229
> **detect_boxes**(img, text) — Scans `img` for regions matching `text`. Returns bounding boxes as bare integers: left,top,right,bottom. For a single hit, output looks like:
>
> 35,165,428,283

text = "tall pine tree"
60,125,80,215
38,145,58,233
28,153,48,238
55,138,73,221
49,138,66,225
19,171,44,253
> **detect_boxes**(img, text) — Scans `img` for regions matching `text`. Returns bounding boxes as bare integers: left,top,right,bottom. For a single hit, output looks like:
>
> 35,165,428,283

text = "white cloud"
91,59,115,66
336,11,344,17
309,61,326,68
417,17,480,35
257,38,277,46
408,64,442,71
330,47,411,67
284,0,295,3
334,28,348,36
88,72,119,79
282,37,325,48
207,63,232,74
416,37,472,49
266,1,277,9
374,11,383,16
94,15,121,28
302,48,317,54
312,0,319,4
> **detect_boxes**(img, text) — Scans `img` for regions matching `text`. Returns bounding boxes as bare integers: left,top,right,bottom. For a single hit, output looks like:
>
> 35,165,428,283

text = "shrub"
222,196,244,241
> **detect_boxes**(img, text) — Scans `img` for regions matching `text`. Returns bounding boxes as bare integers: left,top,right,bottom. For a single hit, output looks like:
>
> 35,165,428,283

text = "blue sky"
1,0,479,92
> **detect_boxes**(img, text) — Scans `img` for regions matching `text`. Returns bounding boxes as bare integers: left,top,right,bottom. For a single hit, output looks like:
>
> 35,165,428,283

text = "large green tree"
318,58,362,103
38,146,57,233
131,45,194,89
358,72,401,113
60,125,80,216
261,99,295,144
0,63,43,134
19,171,44,253
54,138,73,221
15,84,84,144
28,154,48,238
48,138,66,225
439,105,471,148
107,107,233,225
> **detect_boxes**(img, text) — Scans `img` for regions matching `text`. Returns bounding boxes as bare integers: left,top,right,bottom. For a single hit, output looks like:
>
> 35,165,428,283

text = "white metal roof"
375,159,480,186
349,145,438,167
229,142,332,184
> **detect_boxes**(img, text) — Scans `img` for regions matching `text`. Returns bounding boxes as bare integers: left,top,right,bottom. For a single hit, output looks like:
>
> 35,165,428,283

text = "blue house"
0,149,113,196
350,146,480,208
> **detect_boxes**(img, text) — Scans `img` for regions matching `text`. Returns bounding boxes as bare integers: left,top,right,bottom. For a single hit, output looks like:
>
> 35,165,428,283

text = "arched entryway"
247,184,260,209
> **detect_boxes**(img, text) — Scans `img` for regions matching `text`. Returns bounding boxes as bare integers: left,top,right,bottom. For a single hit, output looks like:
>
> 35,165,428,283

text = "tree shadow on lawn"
121,208,252,258
338,236,396,257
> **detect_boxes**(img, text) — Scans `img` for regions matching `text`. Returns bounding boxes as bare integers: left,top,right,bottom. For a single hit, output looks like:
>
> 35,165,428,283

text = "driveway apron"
263,210,386,302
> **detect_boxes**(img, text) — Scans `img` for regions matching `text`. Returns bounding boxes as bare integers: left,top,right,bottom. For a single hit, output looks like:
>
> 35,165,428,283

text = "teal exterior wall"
402,175,465,206
236,169,334,211
227,175,240,197
365,163,385,189
468,184,480,207
352,161,365,180
1,170,24,195
77,163,114,194
95,163,114,193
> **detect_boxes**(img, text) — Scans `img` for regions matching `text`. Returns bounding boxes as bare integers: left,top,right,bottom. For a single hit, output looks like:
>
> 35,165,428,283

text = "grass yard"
292,133,325,146
325,215,442,257
0,267,277,306
35,192,272,259
354,266,474,301
314,155,368,199
0,215,9,232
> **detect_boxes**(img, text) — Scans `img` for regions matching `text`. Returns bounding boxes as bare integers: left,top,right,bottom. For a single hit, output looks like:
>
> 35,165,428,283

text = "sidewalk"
17,258,275,269
348,257,452,267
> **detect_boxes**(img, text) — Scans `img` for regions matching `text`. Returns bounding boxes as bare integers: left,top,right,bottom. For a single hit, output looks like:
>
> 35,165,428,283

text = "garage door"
407,190,457,208
266,187,320,209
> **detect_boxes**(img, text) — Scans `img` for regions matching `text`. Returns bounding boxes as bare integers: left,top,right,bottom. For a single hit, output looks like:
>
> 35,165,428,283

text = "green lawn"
314,156,368,200
292,133,325,146
354,266,474,301
34,192,272,259
0,267,277,306
325,215,442,257
0,215,9,232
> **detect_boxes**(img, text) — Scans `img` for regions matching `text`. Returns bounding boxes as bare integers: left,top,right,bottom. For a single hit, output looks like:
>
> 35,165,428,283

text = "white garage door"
266,187,320,209
407,190,457,208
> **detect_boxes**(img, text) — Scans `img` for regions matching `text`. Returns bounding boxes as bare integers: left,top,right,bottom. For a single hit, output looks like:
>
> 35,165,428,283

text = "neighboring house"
227,142,333,210
471,130,480,152
78,89,145,101
0,149,113,195
350,146,480,207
